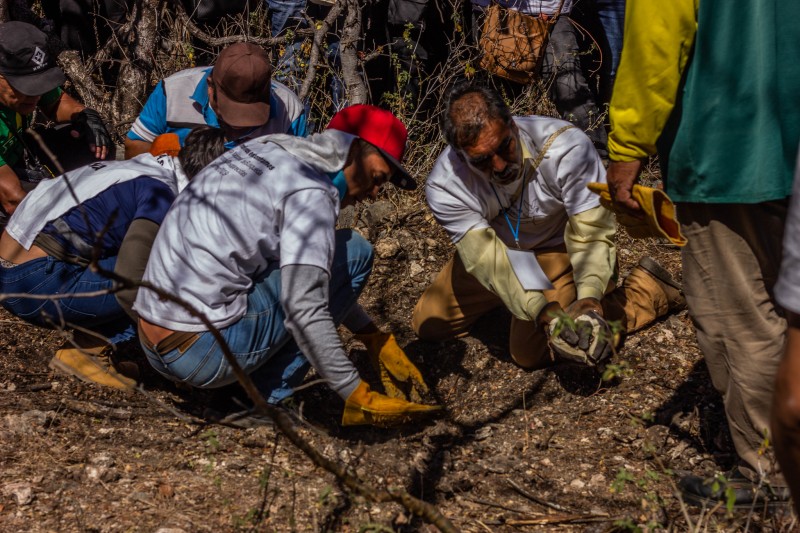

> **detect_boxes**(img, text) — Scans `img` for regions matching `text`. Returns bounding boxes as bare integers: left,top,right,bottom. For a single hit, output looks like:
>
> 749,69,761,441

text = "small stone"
590,473,606,486
569,479,586,490
539,458,553,467
90,453,115,468
157,483,174,499
409,262,425,277
2,482,33,506
374,238,400,258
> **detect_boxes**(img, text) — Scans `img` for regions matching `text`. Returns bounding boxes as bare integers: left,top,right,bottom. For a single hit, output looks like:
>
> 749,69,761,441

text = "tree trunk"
111,0,163,135
339,0,367,105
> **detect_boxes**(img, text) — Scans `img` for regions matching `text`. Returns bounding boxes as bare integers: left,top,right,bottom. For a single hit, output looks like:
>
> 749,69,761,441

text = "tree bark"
339,0,367,105
111,0,162,134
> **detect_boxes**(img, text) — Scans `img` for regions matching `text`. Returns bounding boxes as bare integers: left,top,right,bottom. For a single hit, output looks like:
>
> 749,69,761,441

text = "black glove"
72,108,113,150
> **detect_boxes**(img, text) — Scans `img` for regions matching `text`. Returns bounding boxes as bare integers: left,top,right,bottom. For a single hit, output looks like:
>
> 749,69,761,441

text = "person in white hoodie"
0,127,226,389
135,105,439,427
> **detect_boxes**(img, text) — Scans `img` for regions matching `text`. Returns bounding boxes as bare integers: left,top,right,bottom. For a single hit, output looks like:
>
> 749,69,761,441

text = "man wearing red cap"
134,105,439,427
124,42,307,159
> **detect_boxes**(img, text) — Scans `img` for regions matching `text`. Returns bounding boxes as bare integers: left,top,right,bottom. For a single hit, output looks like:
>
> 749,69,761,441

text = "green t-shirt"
0,87,63,168
666,2,800,203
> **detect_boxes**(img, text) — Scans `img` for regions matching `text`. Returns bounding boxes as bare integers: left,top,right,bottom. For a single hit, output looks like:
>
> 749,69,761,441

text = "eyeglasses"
463,134,516,172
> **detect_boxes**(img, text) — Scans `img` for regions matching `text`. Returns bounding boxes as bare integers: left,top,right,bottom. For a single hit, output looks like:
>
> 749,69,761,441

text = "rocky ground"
0,196,797,532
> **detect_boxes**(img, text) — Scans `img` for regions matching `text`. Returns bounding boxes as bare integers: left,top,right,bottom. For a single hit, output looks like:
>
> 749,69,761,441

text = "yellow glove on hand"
587,182,687,247
354,332,431,403
341,381,442,427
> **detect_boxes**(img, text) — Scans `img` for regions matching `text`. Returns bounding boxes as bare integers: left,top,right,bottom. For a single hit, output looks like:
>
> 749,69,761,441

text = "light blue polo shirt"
127,67,307,149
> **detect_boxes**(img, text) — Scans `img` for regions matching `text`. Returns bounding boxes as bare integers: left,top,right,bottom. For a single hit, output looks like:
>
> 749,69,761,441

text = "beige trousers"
679,201,788,480
412,245,670,369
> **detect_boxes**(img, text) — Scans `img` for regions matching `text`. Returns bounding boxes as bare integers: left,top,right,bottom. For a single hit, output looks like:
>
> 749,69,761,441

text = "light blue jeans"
0,255,135,344
141,229,373,404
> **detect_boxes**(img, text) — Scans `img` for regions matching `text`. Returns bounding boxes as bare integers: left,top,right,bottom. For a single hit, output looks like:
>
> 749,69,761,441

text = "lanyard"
490,171,528,249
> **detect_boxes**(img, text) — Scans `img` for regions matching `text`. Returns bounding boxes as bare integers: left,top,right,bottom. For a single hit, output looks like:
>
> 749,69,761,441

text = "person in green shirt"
0,21,113,220
606,0,799,509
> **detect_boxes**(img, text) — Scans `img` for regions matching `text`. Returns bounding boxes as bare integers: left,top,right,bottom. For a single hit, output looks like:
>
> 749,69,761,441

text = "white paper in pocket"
506,248,555,291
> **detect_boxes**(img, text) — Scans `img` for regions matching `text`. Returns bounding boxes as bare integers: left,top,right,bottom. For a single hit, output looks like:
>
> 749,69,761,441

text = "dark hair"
441,83,512,148
179,126,226,179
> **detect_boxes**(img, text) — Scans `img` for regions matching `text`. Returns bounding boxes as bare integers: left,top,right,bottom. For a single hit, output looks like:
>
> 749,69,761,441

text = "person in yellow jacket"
606,0,800,509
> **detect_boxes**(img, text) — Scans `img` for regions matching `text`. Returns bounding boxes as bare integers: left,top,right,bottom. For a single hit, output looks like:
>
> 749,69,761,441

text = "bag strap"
508,124,575,204
552,0,567,21
530,124,575,170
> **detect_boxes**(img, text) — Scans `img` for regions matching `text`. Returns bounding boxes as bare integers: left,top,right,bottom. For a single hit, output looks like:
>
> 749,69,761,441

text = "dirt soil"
0,198,795,532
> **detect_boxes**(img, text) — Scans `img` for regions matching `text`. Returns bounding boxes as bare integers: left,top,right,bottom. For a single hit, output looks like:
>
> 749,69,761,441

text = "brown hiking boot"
49,333,137,391
636,257,687,312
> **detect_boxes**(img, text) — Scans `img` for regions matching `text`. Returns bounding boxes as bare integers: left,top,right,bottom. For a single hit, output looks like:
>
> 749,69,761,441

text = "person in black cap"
0,21,113,221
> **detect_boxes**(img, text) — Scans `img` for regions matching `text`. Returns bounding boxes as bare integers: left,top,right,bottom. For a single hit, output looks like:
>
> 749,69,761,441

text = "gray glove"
548,310,613,367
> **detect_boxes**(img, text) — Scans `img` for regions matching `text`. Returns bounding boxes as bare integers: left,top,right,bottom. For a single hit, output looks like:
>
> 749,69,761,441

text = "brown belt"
138,324,200,356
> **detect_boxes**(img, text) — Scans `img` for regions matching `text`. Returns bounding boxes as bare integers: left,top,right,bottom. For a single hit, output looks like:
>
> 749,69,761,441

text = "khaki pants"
679,201,787,480
412,245,670,369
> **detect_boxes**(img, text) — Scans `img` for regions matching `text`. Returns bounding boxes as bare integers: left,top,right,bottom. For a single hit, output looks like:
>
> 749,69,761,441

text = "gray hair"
441,83,512,149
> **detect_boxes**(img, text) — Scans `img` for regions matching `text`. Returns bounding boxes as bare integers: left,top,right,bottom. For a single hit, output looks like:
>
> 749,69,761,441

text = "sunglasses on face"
465,134,516,171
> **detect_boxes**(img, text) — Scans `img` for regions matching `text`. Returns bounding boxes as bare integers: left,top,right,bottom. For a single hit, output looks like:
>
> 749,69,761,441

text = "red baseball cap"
326,105,416,190
211,42,272,128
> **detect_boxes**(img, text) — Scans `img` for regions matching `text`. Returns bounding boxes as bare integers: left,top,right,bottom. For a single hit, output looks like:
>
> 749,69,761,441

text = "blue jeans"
267,0,306,37
142,229,374,404
594,0,625,101
0,255,135,344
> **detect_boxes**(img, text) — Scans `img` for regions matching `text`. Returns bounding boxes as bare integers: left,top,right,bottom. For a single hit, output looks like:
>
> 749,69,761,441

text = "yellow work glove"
587,183,687,247
341,381,442,427
354,331,432,403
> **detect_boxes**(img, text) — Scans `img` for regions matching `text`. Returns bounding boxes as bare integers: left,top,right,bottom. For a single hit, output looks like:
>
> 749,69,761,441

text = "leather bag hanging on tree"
478,0,565,84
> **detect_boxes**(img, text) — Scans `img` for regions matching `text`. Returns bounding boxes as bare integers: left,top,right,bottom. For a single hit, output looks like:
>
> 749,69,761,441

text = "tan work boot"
636,257,687,312
49,333,137,391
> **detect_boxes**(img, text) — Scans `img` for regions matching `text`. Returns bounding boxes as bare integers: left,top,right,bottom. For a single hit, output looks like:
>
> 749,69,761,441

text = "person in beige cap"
125,42,307,158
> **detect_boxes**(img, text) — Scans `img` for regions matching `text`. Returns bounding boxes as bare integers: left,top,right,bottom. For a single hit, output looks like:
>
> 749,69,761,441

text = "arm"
114,218,161,321
281,263,361,400
42,92,112,160
455,226,548,322
0,164,26,215
564,205,616,302
607,0,697,207
772,312,800,517
124,139,154,159
126,81,168,159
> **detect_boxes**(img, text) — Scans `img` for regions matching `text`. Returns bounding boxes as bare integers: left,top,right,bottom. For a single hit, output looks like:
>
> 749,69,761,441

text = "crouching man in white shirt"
134,105,439,427
413,84,685,369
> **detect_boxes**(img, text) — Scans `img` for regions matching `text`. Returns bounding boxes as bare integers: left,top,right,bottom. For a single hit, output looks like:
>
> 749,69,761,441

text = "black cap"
0,22,65,96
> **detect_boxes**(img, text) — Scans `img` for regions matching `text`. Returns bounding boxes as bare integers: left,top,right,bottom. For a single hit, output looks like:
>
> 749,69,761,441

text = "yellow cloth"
607,0,698,162
587,183,687,247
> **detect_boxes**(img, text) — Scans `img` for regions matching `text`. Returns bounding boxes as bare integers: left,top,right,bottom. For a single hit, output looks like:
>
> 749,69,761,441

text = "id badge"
506,248,554,291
